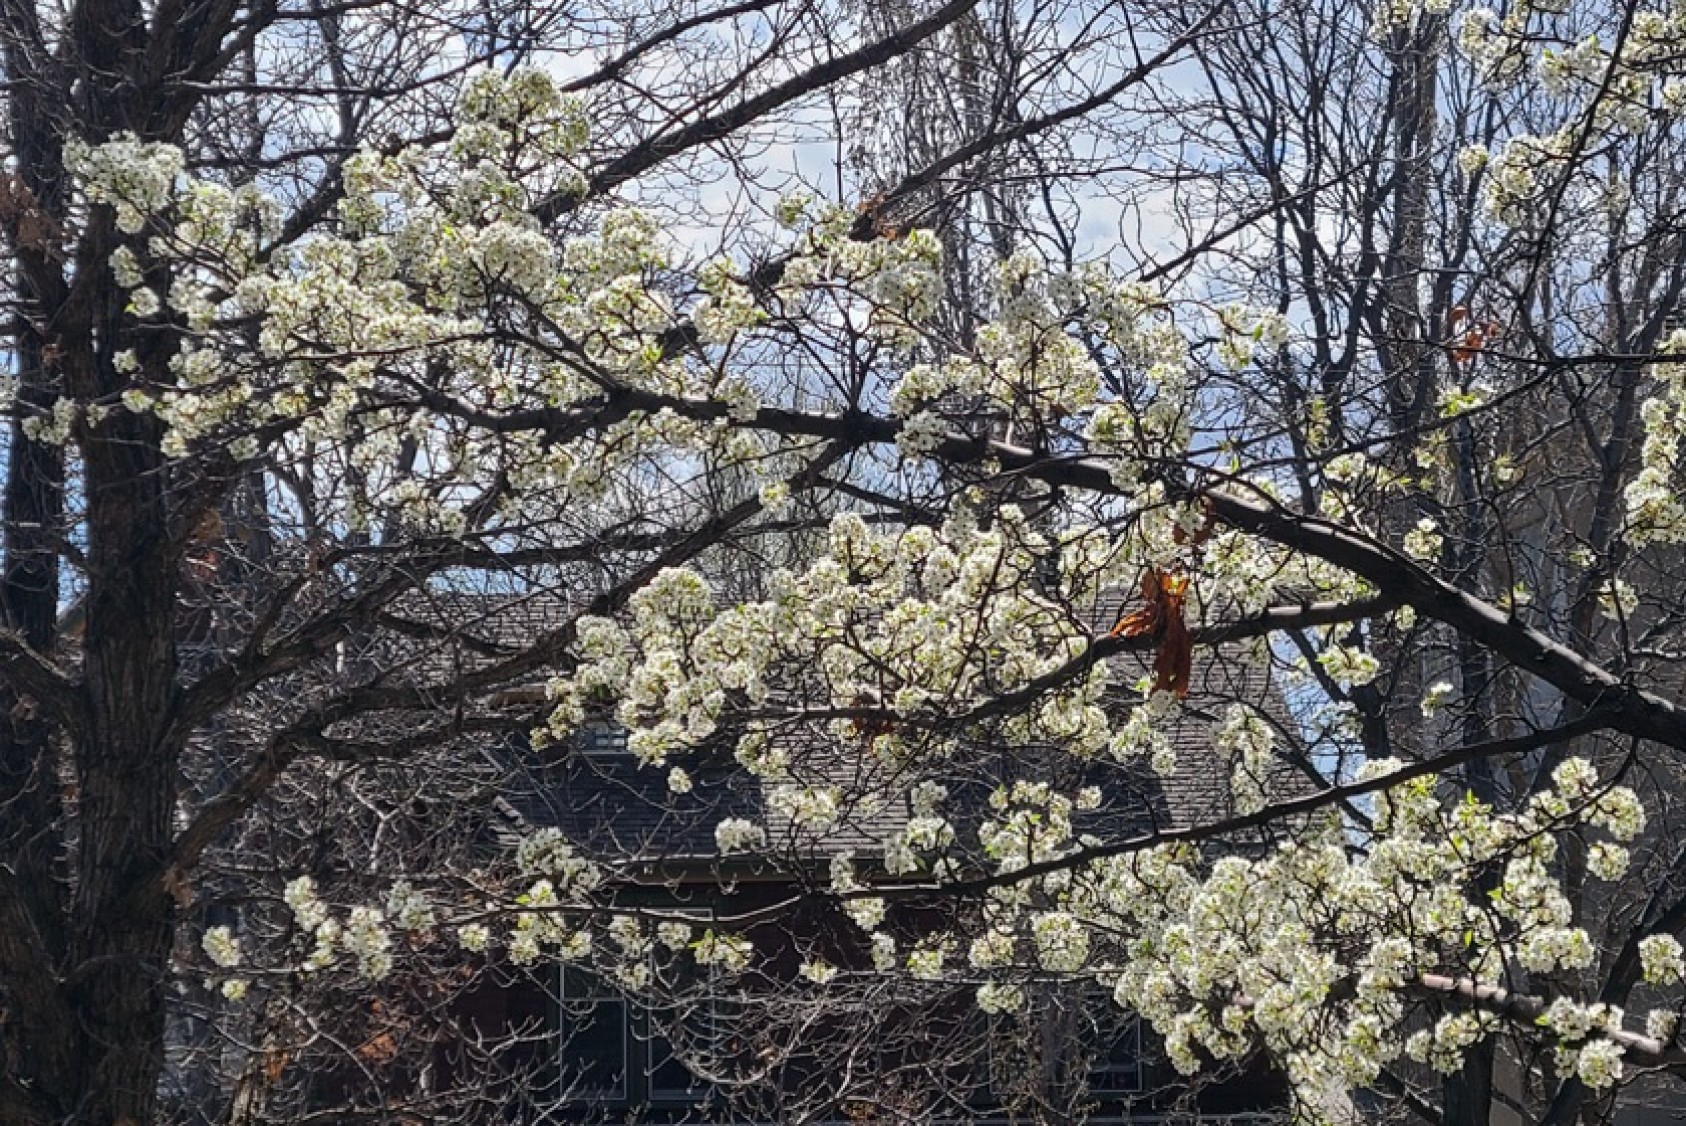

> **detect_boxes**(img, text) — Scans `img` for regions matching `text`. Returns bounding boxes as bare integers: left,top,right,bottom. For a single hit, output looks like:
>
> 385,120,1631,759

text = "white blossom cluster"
768,784,843,834
692,930,752,973
201,925,241,969
867,754,1666,1110
1315,643,1381,688
344,905,393,981
1215,304,1291,371
1215,703,1276,815
279,875,394,979
1641,935,1686,985
65,136,185,235
507,878,592,966
1626,333,1686,546
714,817,768,854
64,68,951,544
386,881,437,932
514,827,603,897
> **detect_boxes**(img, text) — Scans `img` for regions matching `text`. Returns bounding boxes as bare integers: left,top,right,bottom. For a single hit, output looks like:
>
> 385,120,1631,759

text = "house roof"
471,586,1311,875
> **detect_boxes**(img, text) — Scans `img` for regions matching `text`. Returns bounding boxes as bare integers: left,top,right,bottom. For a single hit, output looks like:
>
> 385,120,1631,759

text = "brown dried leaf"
1109,569,1193,696
1108,569,1165,639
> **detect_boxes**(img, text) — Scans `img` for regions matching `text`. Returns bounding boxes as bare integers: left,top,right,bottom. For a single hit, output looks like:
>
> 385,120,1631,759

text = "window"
556,968,628,1104
645,946,734,1104
540,958,728,1113
576,720,629,757
983,984,1144,1109
1083,998,1143,1095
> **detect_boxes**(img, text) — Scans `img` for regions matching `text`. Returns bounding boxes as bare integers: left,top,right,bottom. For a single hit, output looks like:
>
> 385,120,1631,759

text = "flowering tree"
7,0,1686,1122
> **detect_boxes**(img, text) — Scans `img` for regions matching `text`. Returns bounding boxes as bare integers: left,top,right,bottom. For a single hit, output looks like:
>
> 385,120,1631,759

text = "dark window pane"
648,1032,710,1101
557,969,628,1104
577,721,628,756
1086,1005,1142,1094
560,998,627,1101
646,987,730,1102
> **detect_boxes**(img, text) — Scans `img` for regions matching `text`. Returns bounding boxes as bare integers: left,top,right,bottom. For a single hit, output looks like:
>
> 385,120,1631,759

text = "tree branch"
0,629,81,735
533,0,982,221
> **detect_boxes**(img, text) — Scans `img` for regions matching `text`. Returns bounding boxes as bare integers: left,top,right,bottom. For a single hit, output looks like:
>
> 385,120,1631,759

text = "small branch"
0,629,82,735
875,709,1619,898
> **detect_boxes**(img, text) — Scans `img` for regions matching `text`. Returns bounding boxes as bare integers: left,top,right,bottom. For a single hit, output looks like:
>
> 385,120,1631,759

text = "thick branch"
533,0,981,221
1410,973,1686,1066
736,597,1398,732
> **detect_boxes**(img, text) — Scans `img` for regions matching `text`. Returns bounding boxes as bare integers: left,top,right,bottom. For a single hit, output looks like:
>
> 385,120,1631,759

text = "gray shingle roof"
478,594,1308,870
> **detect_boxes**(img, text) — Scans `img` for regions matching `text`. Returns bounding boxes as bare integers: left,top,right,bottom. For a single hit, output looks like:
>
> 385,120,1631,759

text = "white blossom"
714,817,766,854
1641,935,1686,986
202,926,241,969
345,905,393,980
1420,680,1455,717
799,959,838,984
386,881,436,932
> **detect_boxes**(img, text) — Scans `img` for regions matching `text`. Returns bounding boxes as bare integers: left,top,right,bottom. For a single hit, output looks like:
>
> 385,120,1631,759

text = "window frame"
575,719,630,758
1082,998,1144,1096
554,965,631,1106
546,922,733,1111
980,982,1146,1106
644,914,730,1105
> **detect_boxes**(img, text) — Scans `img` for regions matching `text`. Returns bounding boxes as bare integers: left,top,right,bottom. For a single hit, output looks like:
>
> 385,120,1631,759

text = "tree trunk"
59,222,182,1121
1444,1042,1496,1126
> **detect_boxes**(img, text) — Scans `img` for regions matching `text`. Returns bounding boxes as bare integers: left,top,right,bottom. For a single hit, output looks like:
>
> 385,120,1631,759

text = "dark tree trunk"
66,420,180,1123
0,0,190,1110
0,20,77,1119
1444,1042,1496,1126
